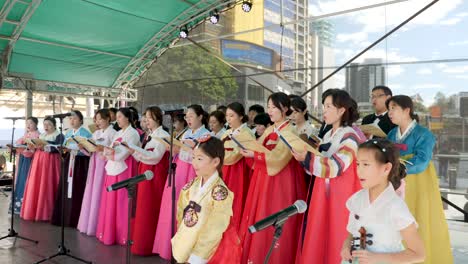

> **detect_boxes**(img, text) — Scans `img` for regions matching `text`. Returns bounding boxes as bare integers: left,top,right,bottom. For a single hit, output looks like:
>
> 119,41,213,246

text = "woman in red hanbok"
292,89,363,264
239,92,306,264
221,102,254,231
125,106,170,255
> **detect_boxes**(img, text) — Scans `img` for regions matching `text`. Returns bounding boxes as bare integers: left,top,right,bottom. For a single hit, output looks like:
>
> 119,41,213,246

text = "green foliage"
144,44,238,104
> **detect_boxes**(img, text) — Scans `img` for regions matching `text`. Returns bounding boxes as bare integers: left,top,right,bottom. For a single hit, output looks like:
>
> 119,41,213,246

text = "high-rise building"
345,58,386,103
307,20,335,115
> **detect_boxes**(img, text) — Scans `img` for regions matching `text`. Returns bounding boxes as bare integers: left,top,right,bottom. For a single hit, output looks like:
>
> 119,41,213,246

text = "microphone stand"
125,184,137,264
35,117,91,264
263,220,287,264
167,114,178,264
0,117,38,244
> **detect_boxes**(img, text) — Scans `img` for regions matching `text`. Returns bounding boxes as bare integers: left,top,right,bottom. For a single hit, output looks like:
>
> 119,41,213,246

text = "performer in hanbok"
340,139,425,264
292,89,363,264
12,117,40,214
361,86,396,136
153,104,210,260
221,102,254,230
290,97,317,137
125,106,170,255
51,110,92,228
172,114,187,138
77,109,116,235
252,113,272,139
209,110,226,139
387,95,453,263
21,117,64,221
239,92,306,264
171,136,240,264
96,107,140,245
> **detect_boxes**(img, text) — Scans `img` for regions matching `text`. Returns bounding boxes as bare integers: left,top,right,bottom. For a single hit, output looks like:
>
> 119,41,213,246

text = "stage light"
210,10,219,24
242,1,252,12
179,27,188,39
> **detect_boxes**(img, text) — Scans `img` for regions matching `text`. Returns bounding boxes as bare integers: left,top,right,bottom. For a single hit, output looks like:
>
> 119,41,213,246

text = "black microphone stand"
35,117,91,264
0,117,38,244
125,184,137,264
167,114,179,264
263,220,286,264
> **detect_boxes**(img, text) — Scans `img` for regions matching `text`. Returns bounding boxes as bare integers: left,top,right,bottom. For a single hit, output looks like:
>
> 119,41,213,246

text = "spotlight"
179,27,188,39
210,10,219,24
242,1,252,12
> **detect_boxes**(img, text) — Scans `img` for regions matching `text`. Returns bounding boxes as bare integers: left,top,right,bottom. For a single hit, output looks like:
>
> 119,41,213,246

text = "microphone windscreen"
144,170,154,180
294,200,308,214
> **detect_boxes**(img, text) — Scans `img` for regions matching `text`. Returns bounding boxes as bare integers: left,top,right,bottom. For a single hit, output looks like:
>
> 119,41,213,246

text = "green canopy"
0,0,235,100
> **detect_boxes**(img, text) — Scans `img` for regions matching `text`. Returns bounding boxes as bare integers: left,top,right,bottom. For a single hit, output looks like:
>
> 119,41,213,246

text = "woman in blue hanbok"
387,95,453,264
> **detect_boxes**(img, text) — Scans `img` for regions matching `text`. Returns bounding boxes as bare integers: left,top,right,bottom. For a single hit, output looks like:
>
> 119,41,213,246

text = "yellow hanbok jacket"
171,172,233,263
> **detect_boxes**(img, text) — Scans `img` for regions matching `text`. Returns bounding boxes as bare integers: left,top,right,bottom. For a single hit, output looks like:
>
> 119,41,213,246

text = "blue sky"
309,0,468,106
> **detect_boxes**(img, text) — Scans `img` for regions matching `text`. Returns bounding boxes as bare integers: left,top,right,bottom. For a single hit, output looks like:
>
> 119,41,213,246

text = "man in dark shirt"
361,85,396,136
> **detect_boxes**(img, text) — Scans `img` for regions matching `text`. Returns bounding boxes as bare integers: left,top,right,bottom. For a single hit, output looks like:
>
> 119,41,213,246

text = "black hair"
187,104,208,127
372,85,393,96
254,113,273,127
227,102,248,123
174,113,187,127
128,106,142,129
109,107,118,114
118,107,135,128
145,106,163,126
96,109,111,123
27,117,39,126
197,137,225,177
71,110,84,124
386,95,419,122
322,88,338,99
358,138,406,190
248,104,265,114
209,111,226,126
322,89,359,126
216,105,227,114
291,97,309,120
268,92,292,116
44,116,57,128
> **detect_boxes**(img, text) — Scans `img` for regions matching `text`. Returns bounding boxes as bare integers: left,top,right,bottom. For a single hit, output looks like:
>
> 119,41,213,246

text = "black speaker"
460,97,468,117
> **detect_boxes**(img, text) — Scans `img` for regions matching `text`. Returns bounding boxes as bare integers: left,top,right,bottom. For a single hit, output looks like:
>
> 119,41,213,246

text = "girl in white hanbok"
341,139,425,264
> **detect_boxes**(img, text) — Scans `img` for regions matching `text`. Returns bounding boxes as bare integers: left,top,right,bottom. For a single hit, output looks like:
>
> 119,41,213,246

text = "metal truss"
2,76,138,101
0,0,42,75
112,0,241,90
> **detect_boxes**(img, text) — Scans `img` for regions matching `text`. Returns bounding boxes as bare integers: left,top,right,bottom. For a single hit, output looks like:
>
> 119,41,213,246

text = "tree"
432,92,448,113
139,44,238,106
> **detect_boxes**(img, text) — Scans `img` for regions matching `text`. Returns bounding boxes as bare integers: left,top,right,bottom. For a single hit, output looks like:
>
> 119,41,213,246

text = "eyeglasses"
370,94,387,100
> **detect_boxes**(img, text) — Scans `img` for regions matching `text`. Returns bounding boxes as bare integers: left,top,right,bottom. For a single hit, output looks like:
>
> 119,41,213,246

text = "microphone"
248,200,307,233
47,113,72,119
162,108,186,116
3,116,25,120
106,170,153,192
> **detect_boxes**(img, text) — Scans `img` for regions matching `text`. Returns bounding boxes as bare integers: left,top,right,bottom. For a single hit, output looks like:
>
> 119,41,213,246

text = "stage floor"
0,193,169,264
0,191,467,263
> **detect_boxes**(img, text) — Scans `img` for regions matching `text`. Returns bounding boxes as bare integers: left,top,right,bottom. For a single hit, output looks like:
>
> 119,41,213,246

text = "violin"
350,227,373,263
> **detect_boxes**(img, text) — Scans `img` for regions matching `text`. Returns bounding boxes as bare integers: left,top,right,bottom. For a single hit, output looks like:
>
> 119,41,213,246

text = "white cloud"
456,12,468,17
336,32,368,43
411,83,443,89
442,65,468,74
455,75,468,79
417,68,432,75
449,40,468,46
333,72,345,88
388,65,404,77
440,17,462,26
355,48,417,63
311,0,463,45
